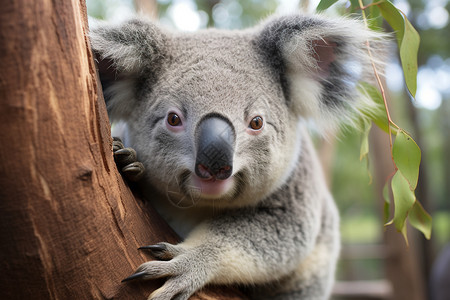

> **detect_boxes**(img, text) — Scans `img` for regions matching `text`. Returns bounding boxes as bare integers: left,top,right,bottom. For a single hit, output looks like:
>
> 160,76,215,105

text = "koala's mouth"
190,174,235,199
175,170,245,205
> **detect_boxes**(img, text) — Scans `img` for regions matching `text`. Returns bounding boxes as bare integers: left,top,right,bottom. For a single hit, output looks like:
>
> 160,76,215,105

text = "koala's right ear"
255,14,389,131
90,19,168,121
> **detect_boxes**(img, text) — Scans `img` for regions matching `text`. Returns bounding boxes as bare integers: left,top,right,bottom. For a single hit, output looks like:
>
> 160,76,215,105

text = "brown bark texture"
0,1,245,299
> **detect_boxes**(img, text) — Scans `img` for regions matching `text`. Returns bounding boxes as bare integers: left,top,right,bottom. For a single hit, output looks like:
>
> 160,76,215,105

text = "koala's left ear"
256,14,388,129
89,19,168,121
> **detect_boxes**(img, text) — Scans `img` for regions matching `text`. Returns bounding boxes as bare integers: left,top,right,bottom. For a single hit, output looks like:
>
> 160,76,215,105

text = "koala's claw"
112,137,125,152
138,244,167,252
114,148,138,166
138,243,179,260
121,271,148,282
122,162,145,181
123,243,207,300
112,137,145,181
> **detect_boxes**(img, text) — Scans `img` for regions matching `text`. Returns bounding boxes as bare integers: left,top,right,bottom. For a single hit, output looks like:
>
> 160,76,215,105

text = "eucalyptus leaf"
401,221,409,246
383,181,391,224
399,16,420,97
316,0,339,12
392,130,421,190
391,171,415,233
359,118,373,184
368,3,383,31
360,119,372,161
378,1,419,97
349,0,360,11
409,201,432,240
378,1,404,44
358,82,390,133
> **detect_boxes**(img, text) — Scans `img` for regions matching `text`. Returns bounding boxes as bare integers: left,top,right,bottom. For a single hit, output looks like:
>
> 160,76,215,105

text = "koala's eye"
249,116,264,130
167,112,182,126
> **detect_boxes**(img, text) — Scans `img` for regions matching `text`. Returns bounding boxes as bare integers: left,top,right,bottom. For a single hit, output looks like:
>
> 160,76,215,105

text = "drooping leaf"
392,130,421,190
378,1,404,44
391,171,416,233
368,2,383,30
383,181,391,224
316,0,339,12
358,82,390,133
409,201,432,240
360,119,372,161
401,220,409,246
378,1,420,97
359,118,373,183
399,16,420,97
349,0,360,11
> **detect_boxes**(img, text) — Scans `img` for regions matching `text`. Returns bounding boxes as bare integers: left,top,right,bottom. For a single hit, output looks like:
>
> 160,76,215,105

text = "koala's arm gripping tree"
0,1,245,299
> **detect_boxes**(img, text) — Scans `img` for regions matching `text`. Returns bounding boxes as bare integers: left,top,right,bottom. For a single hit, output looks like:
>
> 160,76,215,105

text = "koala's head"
91,14,386,208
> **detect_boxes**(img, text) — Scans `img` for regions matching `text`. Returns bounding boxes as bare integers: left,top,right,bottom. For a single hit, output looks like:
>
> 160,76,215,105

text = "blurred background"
87,0,450,299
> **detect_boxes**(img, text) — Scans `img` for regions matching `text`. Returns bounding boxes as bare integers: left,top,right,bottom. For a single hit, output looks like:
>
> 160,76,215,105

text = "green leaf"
378,1,404,44
392,130,421,190
368,2,383,30
316,0,339,12
401,221,409,246
383,181,391,224
409,201,432,239
391,171,416,233
349,0,360,11
399,16,420,97
360,120,371,161
358,82,390,133
359,119,373,184
378,1,420,97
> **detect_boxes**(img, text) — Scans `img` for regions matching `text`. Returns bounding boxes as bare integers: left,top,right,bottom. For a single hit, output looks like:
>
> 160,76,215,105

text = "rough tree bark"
0,1,245,299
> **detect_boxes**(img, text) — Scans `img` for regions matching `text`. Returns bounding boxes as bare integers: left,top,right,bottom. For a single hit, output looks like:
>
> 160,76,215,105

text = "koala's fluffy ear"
256,14,388,129
90,19,168,121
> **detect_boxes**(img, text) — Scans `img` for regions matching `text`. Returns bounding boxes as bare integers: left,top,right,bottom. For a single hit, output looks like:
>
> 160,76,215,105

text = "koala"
91,13,386,300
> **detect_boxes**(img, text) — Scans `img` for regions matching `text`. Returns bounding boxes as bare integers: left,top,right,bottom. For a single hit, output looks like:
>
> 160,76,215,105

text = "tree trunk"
0,1,245,299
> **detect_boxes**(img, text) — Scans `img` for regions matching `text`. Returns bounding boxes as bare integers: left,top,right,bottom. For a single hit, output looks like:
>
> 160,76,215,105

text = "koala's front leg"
122,239,217,300
123,204,326,300
112,137,145,181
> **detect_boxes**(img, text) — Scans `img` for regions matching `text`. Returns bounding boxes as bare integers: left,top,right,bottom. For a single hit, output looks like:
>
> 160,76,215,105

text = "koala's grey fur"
91,13,387,300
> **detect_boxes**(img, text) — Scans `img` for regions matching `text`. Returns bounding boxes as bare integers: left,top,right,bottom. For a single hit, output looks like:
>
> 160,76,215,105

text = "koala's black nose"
195,114,235,180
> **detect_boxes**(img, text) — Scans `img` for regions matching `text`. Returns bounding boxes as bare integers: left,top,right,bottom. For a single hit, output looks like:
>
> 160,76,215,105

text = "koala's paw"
112,137,145,182
122,242,210,300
